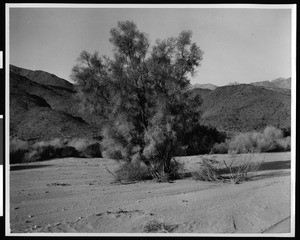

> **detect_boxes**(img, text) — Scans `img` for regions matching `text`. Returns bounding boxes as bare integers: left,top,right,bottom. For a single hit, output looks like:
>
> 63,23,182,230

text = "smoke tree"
71,21,203,178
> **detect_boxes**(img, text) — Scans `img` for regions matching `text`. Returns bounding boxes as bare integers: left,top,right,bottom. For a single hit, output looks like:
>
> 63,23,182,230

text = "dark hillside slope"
198,84,291,133
10,71,78,116
188,88,212,100
10,64,74,90
10,72,100,141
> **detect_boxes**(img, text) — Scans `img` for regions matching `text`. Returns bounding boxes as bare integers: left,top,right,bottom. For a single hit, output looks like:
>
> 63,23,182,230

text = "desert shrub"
192,158,223,182
33,138,65,149
108,158,185,183
275,136,291,151
10,137,29,152
263,126,283,141
143,220,178,233
10,136,106,164
221,155,261,184
168,159,186,180
192,154,261,184
112,161,152,183
226,126,290,154
101,126,129,160
146,158,186,182
67,138,98,152
210,141,229,154
228,132,260,154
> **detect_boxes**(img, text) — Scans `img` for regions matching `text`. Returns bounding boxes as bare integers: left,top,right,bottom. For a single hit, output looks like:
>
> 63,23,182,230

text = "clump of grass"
192,154,262,184
143,220,178,233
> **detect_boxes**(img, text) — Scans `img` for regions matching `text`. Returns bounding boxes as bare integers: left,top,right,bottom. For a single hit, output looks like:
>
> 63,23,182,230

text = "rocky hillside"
10,68,103,141
10,64,74,90
10,65,291,140
191,84,291,133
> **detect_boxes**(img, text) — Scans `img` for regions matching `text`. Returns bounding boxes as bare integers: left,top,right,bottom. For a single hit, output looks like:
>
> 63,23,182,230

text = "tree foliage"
71,21,204,178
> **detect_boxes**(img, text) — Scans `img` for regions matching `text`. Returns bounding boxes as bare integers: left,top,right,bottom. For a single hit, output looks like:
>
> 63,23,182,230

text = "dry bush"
108,158,185,183
263,126,283,140
143,220,178,233
210,142,229,154
10,137,29,152
33,138,65,149
275,136,291,151
10,137,30,164
67,138,98,152
226,126,291,154
111,161,152,183
192,154,261,184
192,157,223,182
10,136,104,164
221,154,261,184
145,158,185,182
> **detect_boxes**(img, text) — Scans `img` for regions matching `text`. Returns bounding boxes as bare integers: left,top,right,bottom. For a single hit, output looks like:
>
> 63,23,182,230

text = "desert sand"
9,152,291,235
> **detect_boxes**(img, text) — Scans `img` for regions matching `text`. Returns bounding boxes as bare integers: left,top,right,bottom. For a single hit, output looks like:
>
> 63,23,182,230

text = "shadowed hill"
10,64,74,90
10,71,101,141
10,65,291,140
191,84,291,133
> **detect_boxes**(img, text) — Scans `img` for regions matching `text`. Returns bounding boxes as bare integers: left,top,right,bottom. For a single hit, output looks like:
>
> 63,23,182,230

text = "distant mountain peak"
251,77,291,90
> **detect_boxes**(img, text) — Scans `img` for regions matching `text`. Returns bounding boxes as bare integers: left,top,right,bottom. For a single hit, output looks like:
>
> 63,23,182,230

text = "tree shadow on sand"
10,164,53,171
258,160,290,171
254,160,290,180
254,170,290,181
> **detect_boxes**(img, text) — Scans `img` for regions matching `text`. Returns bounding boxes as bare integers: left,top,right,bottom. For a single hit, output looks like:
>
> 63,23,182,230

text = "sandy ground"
9,152,291,235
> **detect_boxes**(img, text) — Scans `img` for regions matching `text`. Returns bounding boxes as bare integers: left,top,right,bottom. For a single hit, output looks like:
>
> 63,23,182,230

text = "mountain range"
191,77,291,91
10,65,291,141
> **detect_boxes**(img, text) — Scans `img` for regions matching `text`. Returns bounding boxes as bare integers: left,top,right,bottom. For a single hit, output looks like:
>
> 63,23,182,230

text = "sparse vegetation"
143,220,178,233
9,137,102,164
211,126,291,154
108,158,185,183
111,161,152,183
192,154,262,184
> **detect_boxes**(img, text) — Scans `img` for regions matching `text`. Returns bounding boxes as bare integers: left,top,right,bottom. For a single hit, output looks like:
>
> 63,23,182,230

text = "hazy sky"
9,6,292,86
